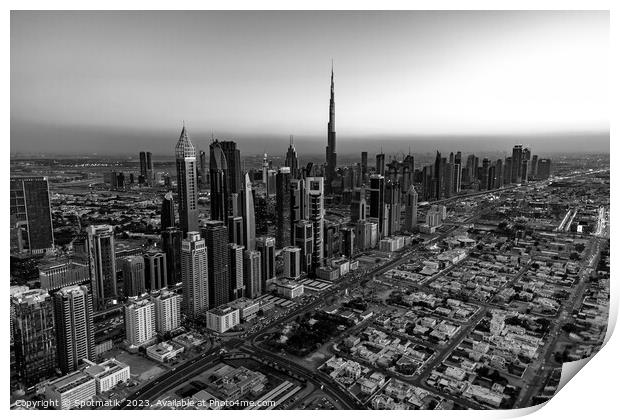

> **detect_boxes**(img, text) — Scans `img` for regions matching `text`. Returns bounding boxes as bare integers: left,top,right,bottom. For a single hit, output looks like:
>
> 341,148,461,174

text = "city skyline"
11,11,609,155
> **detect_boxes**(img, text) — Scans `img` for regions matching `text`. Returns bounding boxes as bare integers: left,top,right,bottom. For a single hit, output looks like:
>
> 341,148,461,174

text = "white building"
331,258,350,277
206,305,240,333
84,358,130,393
146,341,185,362
276,280,305,299
228,297,260,321
152,288,181,334
45,371,96,410
124,296,155,346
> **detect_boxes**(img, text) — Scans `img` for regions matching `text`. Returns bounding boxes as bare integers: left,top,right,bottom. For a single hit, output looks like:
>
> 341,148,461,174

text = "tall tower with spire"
325,63,337,193
285,135,299,178
175,122,199,234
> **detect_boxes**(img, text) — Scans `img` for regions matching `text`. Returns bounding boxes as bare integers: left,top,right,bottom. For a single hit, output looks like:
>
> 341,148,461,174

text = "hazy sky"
11,11,609,156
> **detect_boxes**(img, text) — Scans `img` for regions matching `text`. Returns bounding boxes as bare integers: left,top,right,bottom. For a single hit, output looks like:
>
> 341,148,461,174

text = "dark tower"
161,191,175,231
325,63,337,193
209,140,229,222
202,221,230,308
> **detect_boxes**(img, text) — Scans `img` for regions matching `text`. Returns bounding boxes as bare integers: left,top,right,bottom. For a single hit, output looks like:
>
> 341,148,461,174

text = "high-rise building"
511,144,524,184
181,231,209,318
175,123,199,234
256,236,276,291
283,246,302,280
12,289,57,386
294,220,313,274
385,179,401,236
124,296,155,347
241,173,256,251
228,216,244,246
228,244,245,300
504,157,513,185
376,153,385,176
161,227,182,286
139,151,154,185
531,155,539,179
198,150,207,186
202,221,230,308
220,140,242,195
161,191,176,231
361,151,368,182
152,289,181,334
404,185,418,232
119,255,145,297
10,176,54,254
285,135,300,178
209,140,229,222
290,179,305,244
433,151,444,200
144,251,167,291
305,177,325,274
275,167,292,248
537,159,552,179
325,65,337,193
243,250,262,299
80,225,117,310
350,188,367,223
54,285,95,374
341,227,356,257
369,174,386,237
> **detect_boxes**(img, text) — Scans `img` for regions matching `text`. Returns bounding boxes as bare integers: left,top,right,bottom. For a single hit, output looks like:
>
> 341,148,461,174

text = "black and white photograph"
6,3,615,415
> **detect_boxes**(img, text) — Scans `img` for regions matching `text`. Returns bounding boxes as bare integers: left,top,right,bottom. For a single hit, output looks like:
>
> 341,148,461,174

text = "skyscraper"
294,220,313,274
256,236,276,291
12,289,57,386
119,255,146,297
220,140,242,194
275,167,292,248
175,123,199,234
202,220,230,308
285,135,299,178
54,285,95,374
350,187,367,223
228,244,245,300
144,251,167,291
243,250,262,299
228,216,244,246
325,64,337,193
10,176,54,254
199,150,208,187
305,177,325,274
161,227,182,286
385,179,401,236
210,140,229,222
361,151,368,182
241,173,256,251
283,246,302,280
181,231,209,318
511,144,523,184
376,153,385,176
369,174,386,237
161,191,175,231
139,151,154,185
81,225,117,310
537,159,552,179
289,179,305,245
